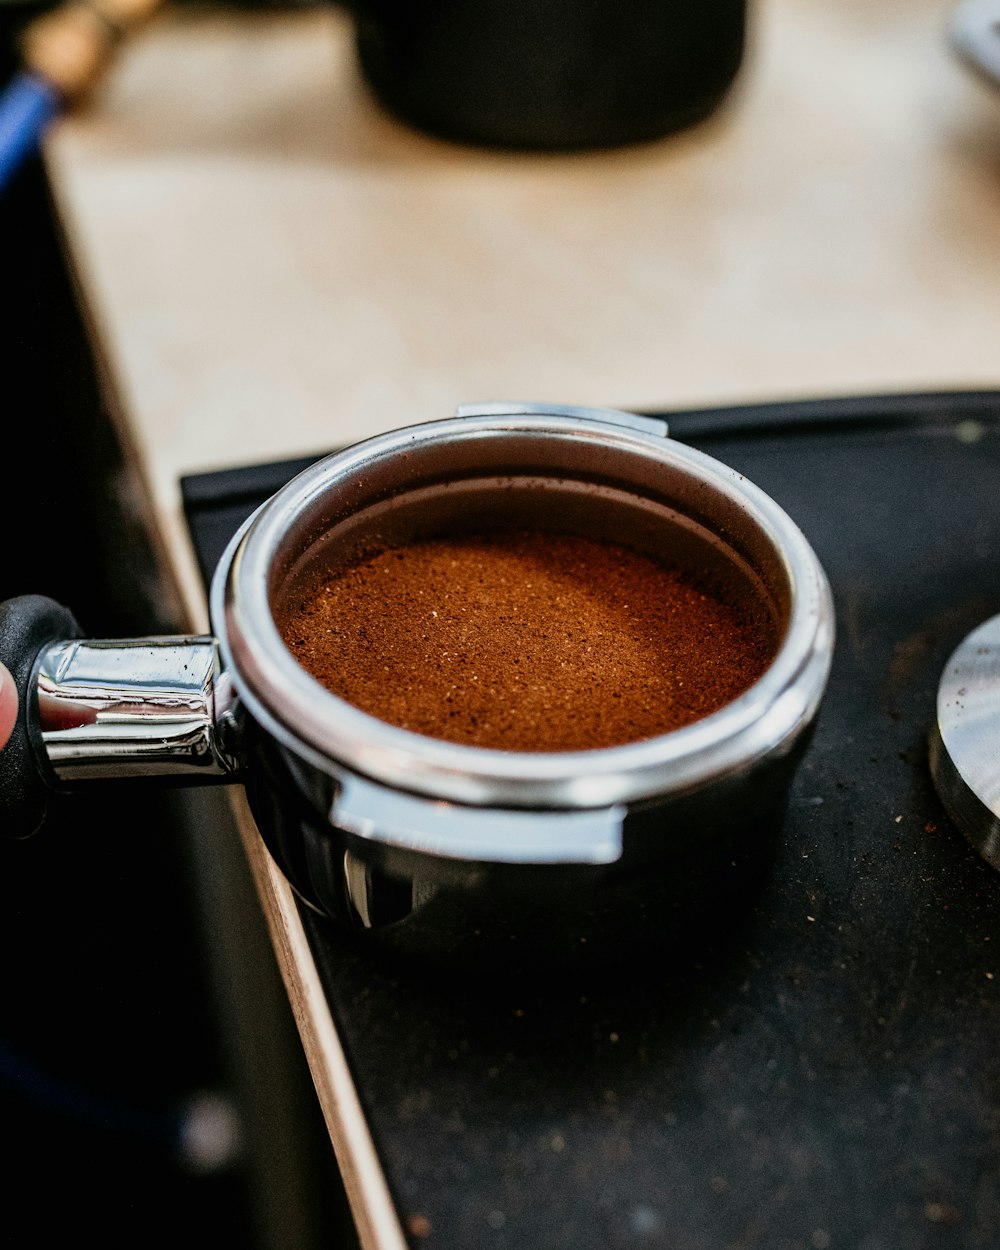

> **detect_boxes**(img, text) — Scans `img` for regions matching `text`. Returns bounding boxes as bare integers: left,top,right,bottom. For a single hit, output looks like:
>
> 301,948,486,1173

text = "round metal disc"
929,612,1000,869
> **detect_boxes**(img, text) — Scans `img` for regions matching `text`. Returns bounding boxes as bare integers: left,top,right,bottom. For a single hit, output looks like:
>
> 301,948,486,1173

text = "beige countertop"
43,0,1000,629
38,2,1000,1243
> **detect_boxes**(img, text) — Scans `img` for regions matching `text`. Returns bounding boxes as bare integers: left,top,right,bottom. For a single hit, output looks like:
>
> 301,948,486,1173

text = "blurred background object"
0,0,166,194
1,0,751,191
949,0,1000,89
347,0,747,151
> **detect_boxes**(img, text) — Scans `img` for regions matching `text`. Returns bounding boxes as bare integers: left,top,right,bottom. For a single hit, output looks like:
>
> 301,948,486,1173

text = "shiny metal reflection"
929,612,1000,868
37,637,239,781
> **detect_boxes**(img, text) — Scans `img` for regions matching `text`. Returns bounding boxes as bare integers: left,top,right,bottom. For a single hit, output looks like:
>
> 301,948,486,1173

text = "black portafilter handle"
0,595,83,839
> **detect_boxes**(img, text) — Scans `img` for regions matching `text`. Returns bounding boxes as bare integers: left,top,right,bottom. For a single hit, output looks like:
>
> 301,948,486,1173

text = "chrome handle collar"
37,636,240,782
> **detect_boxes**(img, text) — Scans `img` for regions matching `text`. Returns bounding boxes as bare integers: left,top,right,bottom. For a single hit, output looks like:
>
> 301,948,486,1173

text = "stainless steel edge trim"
454,400,669,438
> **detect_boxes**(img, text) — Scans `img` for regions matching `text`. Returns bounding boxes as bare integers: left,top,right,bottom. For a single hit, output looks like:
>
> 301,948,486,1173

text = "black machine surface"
182,390,1000,1249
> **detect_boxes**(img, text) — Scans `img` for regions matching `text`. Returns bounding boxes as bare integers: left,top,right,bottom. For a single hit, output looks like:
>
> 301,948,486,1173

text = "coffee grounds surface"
278,531,774,752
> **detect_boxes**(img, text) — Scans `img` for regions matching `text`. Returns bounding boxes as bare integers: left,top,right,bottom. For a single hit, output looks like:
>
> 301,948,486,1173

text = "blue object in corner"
0,71,60,194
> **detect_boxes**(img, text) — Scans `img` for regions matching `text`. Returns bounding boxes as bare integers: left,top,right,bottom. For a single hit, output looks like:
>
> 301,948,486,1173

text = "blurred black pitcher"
347,0,748,151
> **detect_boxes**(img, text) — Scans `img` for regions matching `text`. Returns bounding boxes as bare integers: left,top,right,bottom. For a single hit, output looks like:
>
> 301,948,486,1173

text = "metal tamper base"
930,613,1000,869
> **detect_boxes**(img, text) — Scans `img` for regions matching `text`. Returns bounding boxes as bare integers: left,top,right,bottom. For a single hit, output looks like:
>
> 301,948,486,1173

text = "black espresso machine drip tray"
181,390,1000,1250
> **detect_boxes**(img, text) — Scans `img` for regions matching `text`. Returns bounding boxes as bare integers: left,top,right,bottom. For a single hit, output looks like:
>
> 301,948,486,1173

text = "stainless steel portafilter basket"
0,403,835,969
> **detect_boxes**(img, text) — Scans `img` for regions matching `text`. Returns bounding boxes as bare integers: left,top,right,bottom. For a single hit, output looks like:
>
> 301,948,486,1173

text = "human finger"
0,660,17,751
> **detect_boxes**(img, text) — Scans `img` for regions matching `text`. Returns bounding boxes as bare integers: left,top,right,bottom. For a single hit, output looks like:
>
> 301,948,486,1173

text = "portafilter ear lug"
0,594,82,839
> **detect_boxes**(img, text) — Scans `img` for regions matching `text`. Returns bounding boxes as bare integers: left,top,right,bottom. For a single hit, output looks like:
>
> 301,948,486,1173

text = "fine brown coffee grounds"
277,530,775,753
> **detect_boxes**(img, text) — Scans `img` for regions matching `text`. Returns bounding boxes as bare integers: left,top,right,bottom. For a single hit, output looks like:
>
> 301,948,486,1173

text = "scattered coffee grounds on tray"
277,531,775,752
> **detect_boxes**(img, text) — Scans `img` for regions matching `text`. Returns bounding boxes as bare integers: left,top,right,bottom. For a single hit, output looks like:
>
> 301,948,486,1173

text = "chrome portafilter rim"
212,407,835,812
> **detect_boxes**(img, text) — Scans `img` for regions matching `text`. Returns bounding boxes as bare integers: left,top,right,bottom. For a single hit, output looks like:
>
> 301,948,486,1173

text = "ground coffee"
277,530,774,753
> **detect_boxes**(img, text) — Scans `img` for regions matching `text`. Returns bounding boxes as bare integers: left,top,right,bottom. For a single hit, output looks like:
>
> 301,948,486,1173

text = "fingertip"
0,660,18,750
